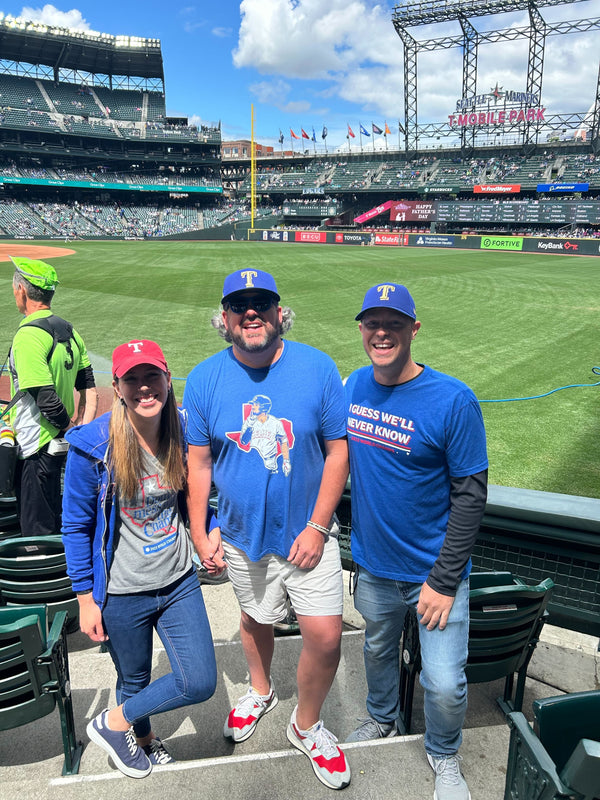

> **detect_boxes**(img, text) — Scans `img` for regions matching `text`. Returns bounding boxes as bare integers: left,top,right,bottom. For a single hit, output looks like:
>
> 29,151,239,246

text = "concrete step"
1,578,595,800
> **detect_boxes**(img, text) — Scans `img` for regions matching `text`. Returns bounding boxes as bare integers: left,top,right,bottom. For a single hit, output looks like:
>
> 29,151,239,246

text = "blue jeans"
353,566,469,757
102,569,217,739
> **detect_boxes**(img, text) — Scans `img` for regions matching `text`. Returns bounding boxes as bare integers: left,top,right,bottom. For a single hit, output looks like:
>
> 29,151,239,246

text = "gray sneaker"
427,754,471,800
346,716,397,742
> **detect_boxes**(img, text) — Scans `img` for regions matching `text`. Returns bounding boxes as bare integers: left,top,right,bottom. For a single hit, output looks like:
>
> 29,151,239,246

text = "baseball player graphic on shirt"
238,395,292,475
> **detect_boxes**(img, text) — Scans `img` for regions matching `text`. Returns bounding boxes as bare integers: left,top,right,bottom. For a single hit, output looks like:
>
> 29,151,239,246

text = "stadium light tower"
392,0,600,155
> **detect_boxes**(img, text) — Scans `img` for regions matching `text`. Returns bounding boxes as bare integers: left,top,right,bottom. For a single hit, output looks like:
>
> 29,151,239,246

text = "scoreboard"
433,201,600,225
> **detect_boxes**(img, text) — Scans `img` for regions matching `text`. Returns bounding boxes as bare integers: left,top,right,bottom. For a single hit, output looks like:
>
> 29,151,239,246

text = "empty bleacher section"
0,74,47,110
41,80,102,119
93,87,147,121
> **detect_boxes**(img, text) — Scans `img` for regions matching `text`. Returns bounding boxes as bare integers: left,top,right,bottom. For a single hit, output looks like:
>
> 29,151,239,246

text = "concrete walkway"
1,576,598,800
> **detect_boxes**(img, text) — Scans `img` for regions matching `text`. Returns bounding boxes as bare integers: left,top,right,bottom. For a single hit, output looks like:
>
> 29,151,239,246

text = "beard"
229,319,281,353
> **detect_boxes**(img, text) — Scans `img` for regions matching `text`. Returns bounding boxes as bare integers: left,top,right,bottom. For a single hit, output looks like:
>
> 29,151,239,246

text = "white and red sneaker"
223,682,278,742
286,706,351,790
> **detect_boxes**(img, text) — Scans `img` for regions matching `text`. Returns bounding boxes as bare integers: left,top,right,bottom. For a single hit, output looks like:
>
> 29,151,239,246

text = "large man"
183,269,351,790
345,283,488,800
7,256,97,536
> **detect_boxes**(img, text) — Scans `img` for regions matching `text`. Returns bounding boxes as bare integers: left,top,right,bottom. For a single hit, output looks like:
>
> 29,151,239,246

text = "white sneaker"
223,682,278,742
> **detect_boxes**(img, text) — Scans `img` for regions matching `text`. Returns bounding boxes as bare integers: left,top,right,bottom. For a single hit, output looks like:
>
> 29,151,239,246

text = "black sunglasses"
226,296,275,314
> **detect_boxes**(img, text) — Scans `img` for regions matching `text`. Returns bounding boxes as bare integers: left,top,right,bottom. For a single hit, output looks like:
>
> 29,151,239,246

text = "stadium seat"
0,536,78,631
397,572,555,734
0,496,19,541
0,605,83,774
504,691,600,800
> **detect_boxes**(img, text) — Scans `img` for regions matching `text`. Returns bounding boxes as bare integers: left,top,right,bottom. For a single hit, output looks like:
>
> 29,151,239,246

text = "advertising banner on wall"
474,185,521,194
334,232,371,245
536,183,590,193
522,238,588,255
294,230,327,243
412,234,455,248
354,201,393,224
262,230,289,241
374,233,401,246
480,236,524,251
390,201,435,222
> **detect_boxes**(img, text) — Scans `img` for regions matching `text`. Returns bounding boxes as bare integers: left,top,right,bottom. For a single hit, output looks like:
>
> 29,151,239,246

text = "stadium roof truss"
392,0,600,154
0,16,164,91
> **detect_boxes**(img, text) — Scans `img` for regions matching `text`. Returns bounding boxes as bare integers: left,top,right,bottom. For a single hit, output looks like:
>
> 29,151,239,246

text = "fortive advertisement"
481,236,523,251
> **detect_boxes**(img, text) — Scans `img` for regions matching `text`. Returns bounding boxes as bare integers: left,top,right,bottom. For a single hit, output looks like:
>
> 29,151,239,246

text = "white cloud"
183,21,205,33
18,3,90,30
212,26,233,37
232,0,600,122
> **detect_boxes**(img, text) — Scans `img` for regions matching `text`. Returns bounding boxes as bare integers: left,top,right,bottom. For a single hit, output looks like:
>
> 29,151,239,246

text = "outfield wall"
248,229,600,256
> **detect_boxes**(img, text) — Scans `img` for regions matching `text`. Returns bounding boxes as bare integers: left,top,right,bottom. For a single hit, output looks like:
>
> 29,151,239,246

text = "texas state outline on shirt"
226,400,295,472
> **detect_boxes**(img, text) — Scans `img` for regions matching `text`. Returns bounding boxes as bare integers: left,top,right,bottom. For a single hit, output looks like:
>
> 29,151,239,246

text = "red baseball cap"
112,340,168,379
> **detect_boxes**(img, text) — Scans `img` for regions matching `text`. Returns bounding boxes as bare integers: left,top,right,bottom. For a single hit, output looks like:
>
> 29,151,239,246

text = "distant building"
222,140,274,158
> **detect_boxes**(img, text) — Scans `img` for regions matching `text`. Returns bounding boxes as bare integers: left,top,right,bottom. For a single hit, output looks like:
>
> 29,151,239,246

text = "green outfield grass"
2,240,598,497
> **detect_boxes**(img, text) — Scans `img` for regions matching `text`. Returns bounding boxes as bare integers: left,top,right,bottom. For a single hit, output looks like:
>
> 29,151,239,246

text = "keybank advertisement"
413,234,455,248
481,236,523,251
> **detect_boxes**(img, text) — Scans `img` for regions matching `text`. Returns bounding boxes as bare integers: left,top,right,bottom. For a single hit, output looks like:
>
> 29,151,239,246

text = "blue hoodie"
62,410,213,607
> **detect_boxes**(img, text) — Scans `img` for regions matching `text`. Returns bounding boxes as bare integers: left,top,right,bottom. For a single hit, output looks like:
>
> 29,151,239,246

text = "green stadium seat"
504,691,600,800
0,605,83,774
0,536,79,632
398,572,555,734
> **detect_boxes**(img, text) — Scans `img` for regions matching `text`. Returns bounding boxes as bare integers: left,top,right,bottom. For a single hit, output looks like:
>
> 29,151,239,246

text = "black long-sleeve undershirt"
425,469,488,596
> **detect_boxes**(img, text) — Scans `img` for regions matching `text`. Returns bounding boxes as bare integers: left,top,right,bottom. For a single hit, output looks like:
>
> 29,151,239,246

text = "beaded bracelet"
307,520,330,536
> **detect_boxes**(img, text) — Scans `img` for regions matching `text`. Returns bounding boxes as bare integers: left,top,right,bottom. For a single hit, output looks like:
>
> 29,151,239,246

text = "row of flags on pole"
347,122,391,138
279,121,403,145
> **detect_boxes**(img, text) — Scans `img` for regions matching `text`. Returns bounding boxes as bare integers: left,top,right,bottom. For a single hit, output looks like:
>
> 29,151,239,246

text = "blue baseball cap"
356,283,416,321
222,269,280,304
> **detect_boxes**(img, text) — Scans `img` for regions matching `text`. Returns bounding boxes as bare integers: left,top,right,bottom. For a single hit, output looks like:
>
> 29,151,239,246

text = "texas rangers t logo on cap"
377,284,396,302
355,282,417,321
128,341,144,353
221,268,280,303
241,270,258,288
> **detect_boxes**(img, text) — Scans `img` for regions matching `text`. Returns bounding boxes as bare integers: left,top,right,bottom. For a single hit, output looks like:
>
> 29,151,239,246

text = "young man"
345,283,488,800
7,256,97,536
183,269,351,790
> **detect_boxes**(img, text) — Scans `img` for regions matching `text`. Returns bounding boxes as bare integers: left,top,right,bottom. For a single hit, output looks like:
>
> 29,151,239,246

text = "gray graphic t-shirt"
107,450,192,594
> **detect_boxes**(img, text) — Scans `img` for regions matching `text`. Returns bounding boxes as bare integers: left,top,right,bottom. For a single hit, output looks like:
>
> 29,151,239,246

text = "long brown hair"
108,385,186,501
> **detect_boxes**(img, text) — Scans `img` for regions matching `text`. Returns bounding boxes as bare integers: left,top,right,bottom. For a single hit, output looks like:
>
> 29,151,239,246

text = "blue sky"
0,0,599,152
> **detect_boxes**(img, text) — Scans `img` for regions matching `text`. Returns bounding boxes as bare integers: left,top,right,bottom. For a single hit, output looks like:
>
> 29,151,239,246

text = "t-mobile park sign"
448,85,545,128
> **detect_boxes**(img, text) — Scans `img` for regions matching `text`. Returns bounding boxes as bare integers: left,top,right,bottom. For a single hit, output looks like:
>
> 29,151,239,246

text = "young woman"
62,339,217,778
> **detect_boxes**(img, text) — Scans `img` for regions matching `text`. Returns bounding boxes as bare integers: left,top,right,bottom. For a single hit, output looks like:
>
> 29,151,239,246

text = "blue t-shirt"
183,341,346,561
345,364,488,582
